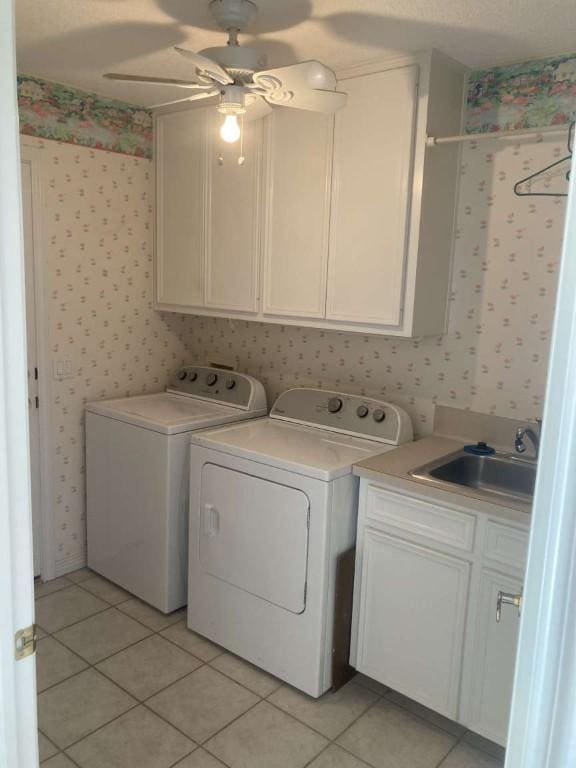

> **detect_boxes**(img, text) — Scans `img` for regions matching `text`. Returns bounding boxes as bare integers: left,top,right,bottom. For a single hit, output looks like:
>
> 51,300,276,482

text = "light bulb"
220,114,241,144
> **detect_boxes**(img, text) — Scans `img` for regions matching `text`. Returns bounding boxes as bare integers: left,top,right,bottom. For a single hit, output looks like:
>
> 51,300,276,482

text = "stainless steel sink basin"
410,450,536,504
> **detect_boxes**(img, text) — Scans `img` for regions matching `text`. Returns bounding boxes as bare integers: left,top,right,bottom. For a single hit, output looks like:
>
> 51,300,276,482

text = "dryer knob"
225,378,236,390
206,373,218,386
188,371,198,382
356,405,369,418
177,370,187,381
373,408,386,423
328,397,343,414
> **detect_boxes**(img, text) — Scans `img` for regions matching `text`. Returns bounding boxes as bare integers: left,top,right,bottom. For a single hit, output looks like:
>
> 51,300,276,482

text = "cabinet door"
327,65,418,326
465,569,522,745
204,112,262,312
155,109,205,307
262,109,332,318
356,528,470,718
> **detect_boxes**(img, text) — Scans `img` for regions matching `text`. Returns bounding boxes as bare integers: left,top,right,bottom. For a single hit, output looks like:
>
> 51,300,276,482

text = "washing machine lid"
190,418,395,480
85,393,259,435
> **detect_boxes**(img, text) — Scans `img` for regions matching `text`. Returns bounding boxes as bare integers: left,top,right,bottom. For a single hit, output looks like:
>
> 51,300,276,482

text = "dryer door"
199,463,310,614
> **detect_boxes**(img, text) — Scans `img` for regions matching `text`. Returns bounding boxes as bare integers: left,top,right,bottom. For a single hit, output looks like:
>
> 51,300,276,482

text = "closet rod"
426,123,569,147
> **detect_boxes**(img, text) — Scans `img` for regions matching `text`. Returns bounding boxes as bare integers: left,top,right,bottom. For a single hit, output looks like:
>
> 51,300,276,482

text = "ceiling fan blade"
265,88,347,114
253,60,337,93
243,96,273,122
173,46,233,85
151,89,220,109
103,73,210,89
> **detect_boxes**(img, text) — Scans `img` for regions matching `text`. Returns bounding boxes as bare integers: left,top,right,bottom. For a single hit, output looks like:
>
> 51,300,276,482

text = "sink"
410,450,536,504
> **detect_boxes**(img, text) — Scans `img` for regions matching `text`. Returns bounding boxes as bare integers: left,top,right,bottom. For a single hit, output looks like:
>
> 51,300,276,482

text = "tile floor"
35,569,505,768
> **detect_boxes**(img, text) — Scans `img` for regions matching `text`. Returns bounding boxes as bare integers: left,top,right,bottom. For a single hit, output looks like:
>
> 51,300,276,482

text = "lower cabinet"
352,480,528,746
462,569,523,745
356,529,470,719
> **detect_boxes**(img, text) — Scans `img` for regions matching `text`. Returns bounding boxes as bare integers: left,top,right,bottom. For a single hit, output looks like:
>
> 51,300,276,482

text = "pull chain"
238,114,245,166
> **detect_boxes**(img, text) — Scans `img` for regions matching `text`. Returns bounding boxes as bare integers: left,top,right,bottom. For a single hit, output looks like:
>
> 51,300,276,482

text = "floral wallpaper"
23,137,197,574
466,53,576,133
184,135,564,437
18,76,153,158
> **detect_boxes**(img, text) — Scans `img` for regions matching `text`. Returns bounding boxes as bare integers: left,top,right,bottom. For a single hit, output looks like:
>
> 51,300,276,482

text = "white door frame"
0,0,40,764
505,147,576,766
20,142,56,582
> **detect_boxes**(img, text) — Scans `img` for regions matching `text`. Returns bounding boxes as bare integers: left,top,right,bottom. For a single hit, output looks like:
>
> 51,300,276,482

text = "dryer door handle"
202,503,220,538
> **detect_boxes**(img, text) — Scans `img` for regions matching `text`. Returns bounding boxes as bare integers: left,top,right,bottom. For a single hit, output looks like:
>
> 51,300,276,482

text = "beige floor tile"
385,690,467,737
80,575,132,605
210,653,282,697
352,673,389,697
42,755,77,768
37,668,136,749
308,744,373,767
205,700,328,768
35,586,108,633
35,577,71,599
337,699,456,768
117,598,185,631
54,608,151,664
269,681,379,740
96,635,203,700
173,749,228,767
147,665,258,743
65,568,95,583
36,637,89,692
439,743,504,768
161,621,224,662
38,731,59,762
66,705,195,768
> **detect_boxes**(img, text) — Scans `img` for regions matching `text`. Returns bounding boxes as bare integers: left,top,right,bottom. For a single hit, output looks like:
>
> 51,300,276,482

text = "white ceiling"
16,0,576,106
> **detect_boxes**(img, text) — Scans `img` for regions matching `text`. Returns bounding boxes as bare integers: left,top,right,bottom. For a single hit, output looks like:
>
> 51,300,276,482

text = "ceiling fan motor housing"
198,45,265,76
210,0,257,32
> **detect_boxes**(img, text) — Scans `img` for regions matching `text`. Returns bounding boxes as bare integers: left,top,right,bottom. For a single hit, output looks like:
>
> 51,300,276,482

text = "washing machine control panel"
270,388,413,445
166,366,267,412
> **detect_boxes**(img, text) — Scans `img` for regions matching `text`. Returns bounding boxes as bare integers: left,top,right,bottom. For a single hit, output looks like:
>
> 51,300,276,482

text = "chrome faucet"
515,419,541,459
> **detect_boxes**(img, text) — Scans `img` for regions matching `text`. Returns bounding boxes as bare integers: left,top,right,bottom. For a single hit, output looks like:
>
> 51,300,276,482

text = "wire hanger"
514,122,574,197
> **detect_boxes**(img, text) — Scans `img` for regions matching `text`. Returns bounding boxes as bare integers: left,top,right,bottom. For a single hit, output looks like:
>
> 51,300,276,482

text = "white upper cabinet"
155,109,205,308
261,108,333,318
154,51,465,336
205,111,262,313
327,66,417,326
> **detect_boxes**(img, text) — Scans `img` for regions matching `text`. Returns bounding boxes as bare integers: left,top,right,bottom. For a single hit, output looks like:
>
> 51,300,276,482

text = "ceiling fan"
104,0,347,143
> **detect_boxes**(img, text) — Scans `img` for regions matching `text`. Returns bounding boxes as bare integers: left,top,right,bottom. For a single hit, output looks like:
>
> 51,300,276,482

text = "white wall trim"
20,141,56,581
0,0,39,763
505,147,576,766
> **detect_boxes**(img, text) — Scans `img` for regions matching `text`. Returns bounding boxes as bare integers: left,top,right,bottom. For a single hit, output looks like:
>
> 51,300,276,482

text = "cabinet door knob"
496,589,523,622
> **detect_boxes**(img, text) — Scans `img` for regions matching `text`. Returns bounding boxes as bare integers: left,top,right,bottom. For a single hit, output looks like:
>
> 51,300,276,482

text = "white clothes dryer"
86,365,266,613
187,388,413,696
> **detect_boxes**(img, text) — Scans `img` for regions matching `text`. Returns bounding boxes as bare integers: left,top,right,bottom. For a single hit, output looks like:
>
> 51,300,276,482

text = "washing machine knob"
177,370,187,381
328,397,343,414
188,371,198,382
356,405,369,418
206,372,218,386
225,378,236,390
373,408,386,423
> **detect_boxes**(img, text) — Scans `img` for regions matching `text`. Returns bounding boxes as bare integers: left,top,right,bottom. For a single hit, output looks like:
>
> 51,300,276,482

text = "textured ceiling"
16,0,576,106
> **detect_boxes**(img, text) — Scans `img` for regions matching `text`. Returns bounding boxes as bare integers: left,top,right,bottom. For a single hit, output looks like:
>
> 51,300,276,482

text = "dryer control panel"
270,388,413,445
166,366,267,412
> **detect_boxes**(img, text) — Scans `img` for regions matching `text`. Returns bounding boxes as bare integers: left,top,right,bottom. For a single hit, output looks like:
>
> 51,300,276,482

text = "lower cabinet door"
464,568,523,746
356,528,471,718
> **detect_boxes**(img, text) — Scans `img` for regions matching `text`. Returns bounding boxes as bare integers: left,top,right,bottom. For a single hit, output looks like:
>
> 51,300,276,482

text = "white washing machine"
187,387,413,696
86,365,267,613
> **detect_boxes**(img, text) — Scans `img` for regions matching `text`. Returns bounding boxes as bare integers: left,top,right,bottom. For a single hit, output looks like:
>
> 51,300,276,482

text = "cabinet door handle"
496,589,523,622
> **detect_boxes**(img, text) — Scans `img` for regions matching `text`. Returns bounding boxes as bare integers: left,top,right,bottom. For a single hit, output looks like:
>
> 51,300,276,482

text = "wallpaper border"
17,74,153,158
466,52,576,134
